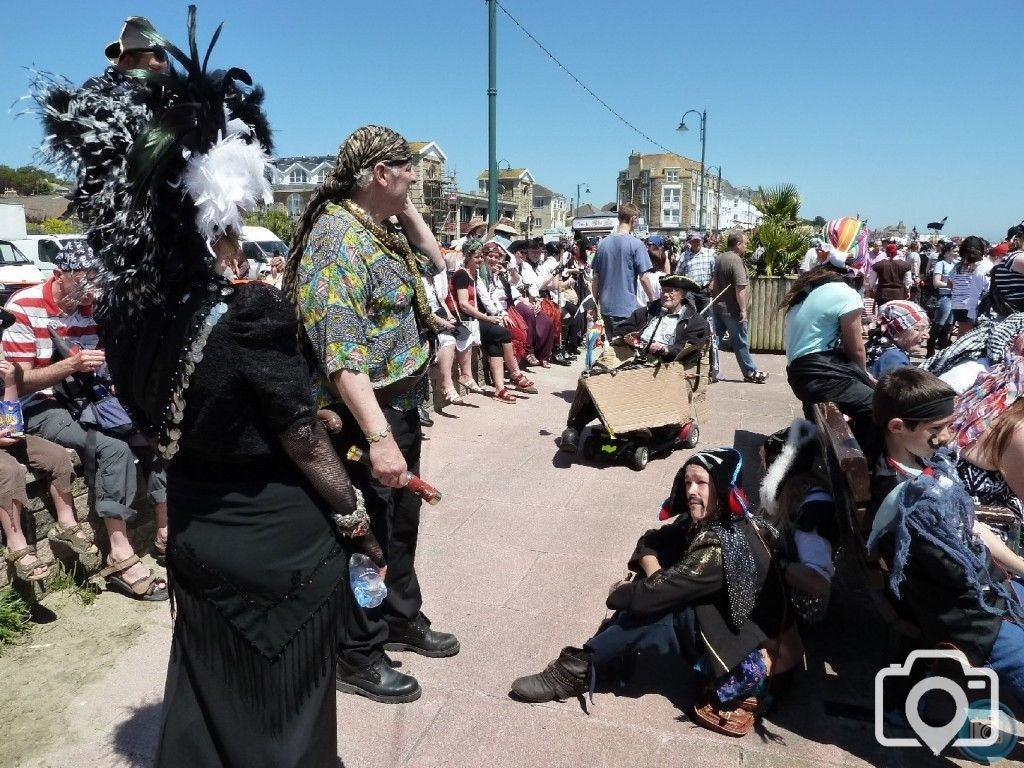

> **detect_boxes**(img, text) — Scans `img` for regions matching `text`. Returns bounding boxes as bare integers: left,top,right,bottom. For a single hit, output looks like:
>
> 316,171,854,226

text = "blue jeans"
986,581,1024,704
932,293,953,327
712,311,757,378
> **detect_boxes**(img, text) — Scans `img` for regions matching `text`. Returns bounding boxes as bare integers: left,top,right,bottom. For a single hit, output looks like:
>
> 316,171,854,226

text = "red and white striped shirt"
3,278,99,409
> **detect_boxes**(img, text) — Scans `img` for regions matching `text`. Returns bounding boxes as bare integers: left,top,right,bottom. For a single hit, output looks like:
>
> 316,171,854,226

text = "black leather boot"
510,646,590,703
335,656,422,703
384,614,460,658
418,405,434,427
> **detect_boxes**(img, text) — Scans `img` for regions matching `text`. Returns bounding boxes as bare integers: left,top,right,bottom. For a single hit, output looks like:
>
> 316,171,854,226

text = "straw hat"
493,217,518,237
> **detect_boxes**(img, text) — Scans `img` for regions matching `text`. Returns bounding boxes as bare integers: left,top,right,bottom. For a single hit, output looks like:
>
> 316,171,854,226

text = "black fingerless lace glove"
279,417,385,566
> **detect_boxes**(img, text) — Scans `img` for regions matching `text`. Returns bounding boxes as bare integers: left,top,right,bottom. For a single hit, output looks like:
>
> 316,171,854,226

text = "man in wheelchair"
615,274,710,366
559,275,709,454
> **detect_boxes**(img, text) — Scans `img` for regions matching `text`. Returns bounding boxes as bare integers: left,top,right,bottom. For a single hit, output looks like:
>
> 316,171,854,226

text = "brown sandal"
691,695,757,737
47,522,99,556
493,387,517,404
99,554,168,602
509,372,537,394
4,546,52,582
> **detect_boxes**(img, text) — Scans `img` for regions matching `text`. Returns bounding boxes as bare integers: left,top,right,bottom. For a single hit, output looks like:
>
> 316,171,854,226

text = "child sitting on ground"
865,301,929,379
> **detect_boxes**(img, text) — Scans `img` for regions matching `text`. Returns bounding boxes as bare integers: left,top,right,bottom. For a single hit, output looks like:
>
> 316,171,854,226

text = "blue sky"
3,1,1021,240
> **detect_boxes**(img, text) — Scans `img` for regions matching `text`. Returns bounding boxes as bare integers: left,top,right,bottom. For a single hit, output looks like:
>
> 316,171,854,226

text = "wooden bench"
811,402,916,633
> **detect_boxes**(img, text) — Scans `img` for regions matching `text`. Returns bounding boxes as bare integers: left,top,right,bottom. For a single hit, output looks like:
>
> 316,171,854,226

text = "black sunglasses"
131,46,167,63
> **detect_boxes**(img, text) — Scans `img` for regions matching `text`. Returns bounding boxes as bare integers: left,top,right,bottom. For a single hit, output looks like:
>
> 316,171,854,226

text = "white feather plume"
759,418,819,518
181,131,272,241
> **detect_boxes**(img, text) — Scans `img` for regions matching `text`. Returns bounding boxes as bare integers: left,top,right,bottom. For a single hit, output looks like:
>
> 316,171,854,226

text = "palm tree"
753,184,800,221
750,184,808,276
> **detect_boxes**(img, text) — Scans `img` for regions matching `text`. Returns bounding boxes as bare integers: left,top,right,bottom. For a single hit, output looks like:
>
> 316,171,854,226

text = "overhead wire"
494,0,678,156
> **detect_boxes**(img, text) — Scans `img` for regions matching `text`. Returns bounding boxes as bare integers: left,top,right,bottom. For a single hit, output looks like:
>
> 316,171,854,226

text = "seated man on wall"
3,242,167,600
509,448,798,737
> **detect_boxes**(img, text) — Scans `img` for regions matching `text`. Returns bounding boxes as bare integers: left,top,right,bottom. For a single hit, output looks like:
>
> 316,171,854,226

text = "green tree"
0,165,65,196
244,206,294,246
749,184,808,276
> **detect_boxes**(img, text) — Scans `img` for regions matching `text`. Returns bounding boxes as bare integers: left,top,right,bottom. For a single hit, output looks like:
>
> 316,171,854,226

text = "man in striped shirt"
3,242,167,600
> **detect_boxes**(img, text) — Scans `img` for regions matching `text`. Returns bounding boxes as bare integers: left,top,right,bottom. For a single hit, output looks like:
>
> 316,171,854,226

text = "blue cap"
647,234,666,246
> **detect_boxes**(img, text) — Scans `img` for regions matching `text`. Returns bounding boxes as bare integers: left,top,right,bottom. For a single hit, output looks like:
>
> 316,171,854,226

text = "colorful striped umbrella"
825,216,871,267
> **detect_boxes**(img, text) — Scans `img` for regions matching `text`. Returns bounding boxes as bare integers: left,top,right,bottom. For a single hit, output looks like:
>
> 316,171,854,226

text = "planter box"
747,275,797,353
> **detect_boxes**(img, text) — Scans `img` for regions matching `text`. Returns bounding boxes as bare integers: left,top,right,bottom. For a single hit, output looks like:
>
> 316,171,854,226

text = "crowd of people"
511,225,1024,740
5,9,1024,766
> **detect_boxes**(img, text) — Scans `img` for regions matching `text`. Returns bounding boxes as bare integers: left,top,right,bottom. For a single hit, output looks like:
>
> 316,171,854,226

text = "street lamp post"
575,182,590,217
704,165,723,232
676,108,706,230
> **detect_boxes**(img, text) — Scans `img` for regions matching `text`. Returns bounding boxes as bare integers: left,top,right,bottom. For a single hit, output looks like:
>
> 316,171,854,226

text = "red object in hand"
345,446,442,505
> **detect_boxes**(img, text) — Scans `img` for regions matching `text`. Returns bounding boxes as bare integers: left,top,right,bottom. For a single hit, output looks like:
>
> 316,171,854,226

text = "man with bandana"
289,125,459,703
509,448,796,737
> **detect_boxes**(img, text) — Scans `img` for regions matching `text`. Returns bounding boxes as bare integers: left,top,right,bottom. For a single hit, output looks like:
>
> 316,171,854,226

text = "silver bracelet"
333,488,371,537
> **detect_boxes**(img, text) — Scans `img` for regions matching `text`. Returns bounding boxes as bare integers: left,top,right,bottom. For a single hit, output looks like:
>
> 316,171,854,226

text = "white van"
20,234,87,277
239,226,287,278
0,240,45,305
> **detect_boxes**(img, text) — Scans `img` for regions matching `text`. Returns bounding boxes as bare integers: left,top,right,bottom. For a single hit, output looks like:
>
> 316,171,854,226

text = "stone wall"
0,450,155,593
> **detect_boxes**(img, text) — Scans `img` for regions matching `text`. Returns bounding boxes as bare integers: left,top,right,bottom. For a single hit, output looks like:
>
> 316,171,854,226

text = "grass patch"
47,560,100,606
0,586,31,650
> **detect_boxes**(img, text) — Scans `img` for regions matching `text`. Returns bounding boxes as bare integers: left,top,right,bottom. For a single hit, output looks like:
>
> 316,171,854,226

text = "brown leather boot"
510,647,590,703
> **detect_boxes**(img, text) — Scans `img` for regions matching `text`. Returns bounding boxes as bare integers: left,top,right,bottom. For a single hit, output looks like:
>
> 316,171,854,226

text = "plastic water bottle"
349,553,387,608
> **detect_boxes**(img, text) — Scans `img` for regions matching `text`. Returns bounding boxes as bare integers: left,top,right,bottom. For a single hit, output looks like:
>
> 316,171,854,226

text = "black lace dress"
155,283,353,768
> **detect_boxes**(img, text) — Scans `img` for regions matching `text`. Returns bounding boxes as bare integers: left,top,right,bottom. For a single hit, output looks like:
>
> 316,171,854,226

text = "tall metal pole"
697,109,706,231
487,0,498,228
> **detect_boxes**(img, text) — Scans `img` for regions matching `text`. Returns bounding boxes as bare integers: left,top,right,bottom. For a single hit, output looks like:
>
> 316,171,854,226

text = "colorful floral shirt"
296,203,435,408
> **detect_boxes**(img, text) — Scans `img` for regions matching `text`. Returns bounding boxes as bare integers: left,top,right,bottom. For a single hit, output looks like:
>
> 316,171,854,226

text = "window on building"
662,186,681,225
532,216,542,227
288,168,308,184
641,188,649,204
532,197,545,209
286,193,304,217
665,168,680,183
312,169,327,183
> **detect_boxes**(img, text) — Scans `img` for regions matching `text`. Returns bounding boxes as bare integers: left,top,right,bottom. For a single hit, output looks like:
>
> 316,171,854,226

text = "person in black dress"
35,10,383,766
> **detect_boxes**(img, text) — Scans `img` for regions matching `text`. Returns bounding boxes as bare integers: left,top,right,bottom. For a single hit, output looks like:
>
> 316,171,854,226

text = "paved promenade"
7,350,1011,767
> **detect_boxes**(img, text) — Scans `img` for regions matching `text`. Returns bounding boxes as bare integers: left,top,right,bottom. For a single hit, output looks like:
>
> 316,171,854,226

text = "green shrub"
0,586,31,650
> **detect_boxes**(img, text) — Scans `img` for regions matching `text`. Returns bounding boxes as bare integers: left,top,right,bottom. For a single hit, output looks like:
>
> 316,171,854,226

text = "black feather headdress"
32,6,273,455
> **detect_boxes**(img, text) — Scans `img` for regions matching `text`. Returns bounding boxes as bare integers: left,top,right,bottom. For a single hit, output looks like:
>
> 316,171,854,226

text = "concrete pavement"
12,348,1011,767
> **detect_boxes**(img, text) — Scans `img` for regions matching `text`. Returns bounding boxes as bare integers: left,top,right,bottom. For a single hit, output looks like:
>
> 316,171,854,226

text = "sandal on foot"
510,372,537,394
442,388,464,406
743,371,769,384
47,522,99,556
493,388,517,404
457,378,484,395
525,354,541,367
4,546,52,582
99,554,168,602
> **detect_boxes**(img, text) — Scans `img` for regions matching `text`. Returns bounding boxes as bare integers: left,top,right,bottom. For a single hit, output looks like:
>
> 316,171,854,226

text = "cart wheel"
582,435,598,461
681,424,700,449
631,446,649,471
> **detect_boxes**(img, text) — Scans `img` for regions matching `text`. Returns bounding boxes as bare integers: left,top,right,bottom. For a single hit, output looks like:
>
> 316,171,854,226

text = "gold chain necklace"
340,199,439,334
